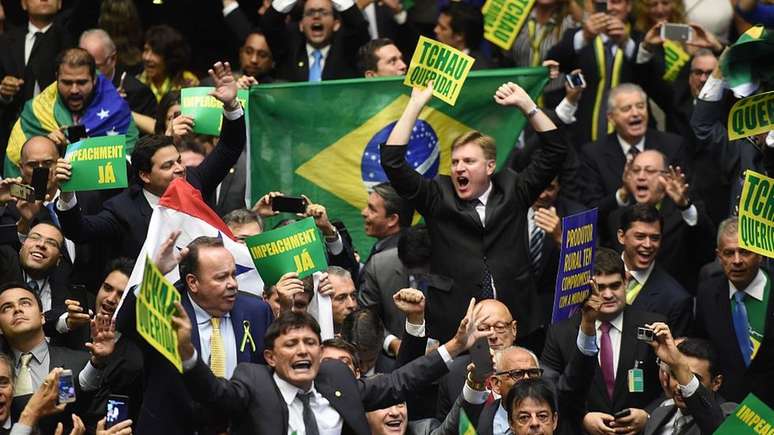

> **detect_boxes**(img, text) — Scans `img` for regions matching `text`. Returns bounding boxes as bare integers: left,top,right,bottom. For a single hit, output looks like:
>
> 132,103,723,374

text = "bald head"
632,149,666,170
19,136,59,191
494,346,539,371
79,29,117,78
474,299,517,350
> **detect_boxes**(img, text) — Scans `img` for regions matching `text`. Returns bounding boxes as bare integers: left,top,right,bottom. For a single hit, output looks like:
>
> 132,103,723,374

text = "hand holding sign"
275,271,306,312
403,36,474,106
409,81,435,109
171,301,195,362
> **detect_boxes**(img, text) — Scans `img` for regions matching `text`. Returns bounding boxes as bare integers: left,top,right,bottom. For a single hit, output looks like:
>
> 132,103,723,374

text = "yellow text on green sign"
482,0,535,50
728,90,774,141
714,394,774,435
738,170,774,258
136,255,183,372
403,36,475,106
662,40,690,82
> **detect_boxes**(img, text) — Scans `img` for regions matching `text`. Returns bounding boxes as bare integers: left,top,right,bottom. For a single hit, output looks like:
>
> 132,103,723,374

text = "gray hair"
717,217,738,247
607,83,648,114
79,28,117,54
327,265,352,280
223,208,263,232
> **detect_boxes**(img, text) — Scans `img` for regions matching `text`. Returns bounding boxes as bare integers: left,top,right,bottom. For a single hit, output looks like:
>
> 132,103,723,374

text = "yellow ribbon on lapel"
240,320,256,353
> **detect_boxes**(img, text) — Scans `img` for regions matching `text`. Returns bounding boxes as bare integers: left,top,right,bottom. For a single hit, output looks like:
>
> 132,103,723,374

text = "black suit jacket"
357,233,410,337
183,346,450,435
381,129,568,342
541,308,665,413
694,272,774,405
605,198,716,293
262,5,370,82
112,64,157,117
644,385,736,435
627,264,693,337
579,129,686,210
58,113,246,261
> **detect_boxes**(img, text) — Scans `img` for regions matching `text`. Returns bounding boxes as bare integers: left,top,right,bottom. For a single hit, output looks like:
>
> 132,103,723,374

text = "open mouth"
628,118,644,128
30,251,45,261
456,176,469,189
384,419,403,430
291,360,312,371
309,23,325,37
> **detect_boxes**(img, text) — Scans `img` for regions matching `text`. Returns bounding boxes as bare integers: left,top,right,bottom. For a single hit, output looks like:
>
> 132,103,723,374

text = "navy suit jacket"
629,264,693,337
118,283,273,435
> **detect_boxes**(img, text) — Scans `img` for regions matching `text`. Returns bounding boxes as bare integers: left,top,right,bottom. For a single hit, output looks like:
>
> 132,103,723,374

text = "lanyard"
527,19,554,66
591,35,624,141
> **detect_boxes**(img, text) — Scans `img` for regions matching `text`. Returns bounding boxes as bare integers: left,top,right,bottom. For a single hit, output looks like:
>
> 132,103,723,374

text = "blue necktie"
309,49,323,82
732,291,753,367
45,203,60,227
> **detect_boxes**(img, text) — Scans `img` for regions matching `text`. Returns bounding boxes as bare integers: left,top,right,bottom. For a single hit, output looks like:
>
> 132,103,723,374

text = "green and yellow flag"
459,408,477,435
248,68,548,254
721,25,774,98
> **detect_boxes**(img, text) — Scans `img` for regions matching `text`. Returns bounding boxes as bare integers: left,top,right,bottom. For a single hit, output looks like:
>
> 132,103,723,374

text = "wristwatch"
526,105,541,118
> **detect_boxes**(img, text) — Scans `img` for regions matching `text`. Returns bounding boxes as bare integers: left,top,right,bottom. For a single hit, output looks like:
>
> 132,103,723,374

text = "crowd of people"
0,0,772,433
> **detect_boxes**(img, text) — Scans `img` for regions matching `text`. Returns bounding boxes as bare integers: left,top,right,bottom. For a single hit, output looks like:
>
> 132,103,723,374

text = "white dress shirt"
729,269,766,302
474,182,493,226
274,373,343,435
189,294,238,379
623,254,656,289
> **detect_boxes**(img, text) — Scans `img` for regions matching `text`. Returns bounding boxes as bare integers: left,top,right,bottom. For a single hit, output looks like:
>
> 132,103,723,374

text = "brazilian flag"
459,408,477,435
721,25,774,97
248,67,548,254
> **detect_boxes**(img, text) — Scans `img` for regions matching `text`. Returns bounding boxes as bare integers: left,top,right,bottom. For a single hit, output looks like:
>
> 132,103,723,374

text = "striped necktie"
529,214,544,273
210,317,226,377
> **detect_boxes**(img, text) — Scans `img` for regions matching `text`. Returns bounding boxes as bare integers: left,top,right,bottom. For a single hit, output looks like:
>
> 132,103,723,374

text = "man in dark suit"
78,29,156,118
55,61,246,262
544,0,640,145
614,204,692,336
381,81,567,344
604,150,715,292
578,83,686,211
695,218,774,405
542,248,664,435
644,333,737,435
175,299,488,435
117,233,274,435
261,0,370,82
433,3,493,69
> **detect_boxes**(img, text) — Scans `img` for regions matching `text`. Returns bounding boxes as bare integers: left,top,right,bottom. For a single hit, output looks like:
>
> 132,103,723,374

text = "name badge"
628,368,644,393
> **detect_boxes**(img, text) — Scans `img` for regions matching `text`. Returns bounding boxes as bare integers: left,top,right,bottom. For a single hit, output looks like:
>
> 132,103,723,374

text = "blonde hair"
633,0,686,34
451,131,497,161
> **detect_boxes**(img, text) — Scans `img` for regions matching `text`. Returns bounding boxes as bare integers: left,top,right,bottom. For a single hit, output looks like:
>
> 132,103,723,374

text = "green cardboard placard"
181,87,249,136
245,217,328,285
714,394,774,435
61,135,128,192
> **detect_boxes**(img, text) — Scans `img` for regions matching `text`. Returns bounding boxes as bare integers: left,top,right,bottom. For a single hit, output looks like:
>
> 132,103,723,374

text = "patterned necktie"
625,275,642,304
210,317,226,378
27,280,40,296
599,321,615,399
672,413,693,435
732,291,753,367
14,353,33,396
298,391,320,435
309,49,323,82
480,258,494,300
627,146,640,162
529,214,544,273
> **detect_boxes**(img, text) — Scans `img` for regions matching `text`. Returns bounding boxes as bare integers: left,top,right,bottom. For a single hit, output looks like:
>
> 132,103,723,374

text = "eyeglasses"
629,166,667,176
27,232,61,251
514,411,554,425
494,368,543,381
304,8,333,17
690,69,713,78
476,322,512,334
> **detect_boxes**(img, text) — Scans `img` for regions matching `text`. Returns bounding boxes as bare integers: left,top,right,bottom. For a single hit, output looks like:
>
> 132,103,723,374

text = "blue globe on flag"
361,120,440,189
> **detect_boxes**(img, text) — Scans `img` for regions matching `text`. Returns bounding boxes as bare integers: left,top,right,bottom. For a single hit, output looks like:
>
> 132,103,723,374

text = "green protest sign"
245,217,328,285
181,88,249,136
714,394,774,435
662,40,690,82
136,255,183,373
727,90,774,141
482,0,536,50
403,36,475,106
61,135,128,192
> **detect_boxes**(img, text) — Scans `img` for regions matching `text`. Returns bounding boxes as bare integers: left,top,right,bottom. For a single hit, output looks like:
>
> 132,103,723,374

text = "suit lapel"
646,405,676,435
11,28,26,72
230,304,252,363
476,400,498,435
713,282,745,365
316,380,366,435
180,293,202,355
47,344,59,371
613,310,637,407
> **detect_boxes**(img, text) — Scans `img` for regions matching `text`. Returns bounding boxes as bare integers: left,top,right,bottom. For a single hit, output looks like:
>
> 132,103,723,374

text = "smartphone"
9,184,35,202
70,285,89,314
271,196,308,214
470,337,494,381
661,23,692,42
58,369,76,404
594,0,607,13
636,326,654,342
613,408,631,420
65,125,88,143
565,72,586,88
106,394,130,428
30,167,49,201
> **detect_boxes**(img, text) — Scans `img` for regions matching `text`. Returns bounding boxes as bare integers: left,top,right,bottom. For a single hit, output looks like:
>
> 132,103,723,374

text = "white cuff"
393,10,407,24
223,104,244,120
462,382,490,404
78,361,103,392
555,97,578,124
623,38,636,59
10,423,32,435
636,44,654,64
57,193,78,211
331,0,355,11
699,75,726,102
405,319,426,337
56,312,70,334
677,375,700,398
383,334,399,354
183,349,199,371
326,233,343,255
680,204,698,226
223,2,239,15
272,0,296,13
438,345,453,369
572,29,587,52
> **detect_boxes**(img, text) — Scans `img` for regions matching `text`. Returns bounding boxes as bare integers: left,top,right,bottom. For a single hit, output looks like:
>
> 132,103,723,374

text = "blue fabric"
732,291,753,367
80,74,132,137
309,49,323,82
46,202,60,228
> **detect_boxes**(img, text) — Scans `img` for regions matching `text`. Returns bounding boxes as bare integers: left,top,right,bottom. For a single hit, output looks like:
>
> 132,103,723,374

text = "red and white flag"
125,178,264,296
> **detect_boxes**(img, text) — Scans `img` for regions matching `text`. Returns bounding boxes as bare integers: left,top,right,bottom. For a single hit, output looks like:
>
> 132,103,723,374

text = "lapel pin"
335,390,342,397
298,61,304,68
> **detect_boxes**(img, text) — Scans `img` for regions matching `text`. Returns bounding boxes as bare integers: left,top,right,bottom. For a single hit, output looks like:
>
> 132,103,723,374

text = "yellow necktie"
14,353,33,396
626,277,643,305
210,317,226,378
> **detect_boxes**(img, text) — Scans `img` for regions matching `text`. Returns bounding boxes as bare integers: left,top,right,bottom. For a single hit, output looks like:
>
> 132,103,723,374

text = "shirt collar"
27,22,53,35
13,339,48,366
477,182,493,207
187,293,230,325
273,372,316,405
729,269,766,302
2,416,10,429
616,134,645,156
306,44,331,60
622,253,656,285
142,189,161,207
596,311,624,332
